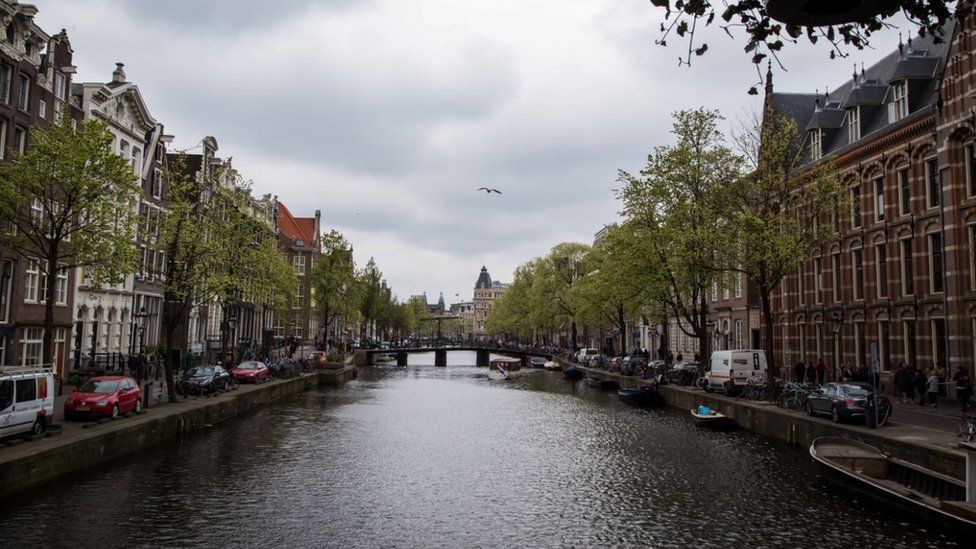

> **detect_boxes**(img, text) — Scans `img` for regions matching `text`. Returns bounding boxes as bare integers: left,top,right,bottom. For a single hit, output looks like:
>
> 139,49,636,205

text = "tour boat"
809,437,976,531
544,360,561,371
618,386,658,406
690,405,730,426
488,357,522,381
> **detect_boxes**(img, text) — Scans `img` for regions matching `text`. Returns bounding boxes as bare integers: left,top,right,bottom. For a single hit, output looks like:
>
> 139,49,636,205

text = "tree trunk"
162,300,180,403
570,320,578,352
43,251,59,385
761,286,777,384
616,303,626,354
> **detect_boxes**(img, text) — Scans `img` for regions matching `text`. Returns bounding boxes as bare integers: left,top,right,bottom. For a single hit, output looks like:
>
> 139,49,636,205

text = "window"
0,117,6,160
20,327,43,367
30,196,42,224
55,265,68,305
901,239,914,296
874,177,884,221
13,126,26,154
735,320,743,350
734,271,742,298
38,99,45,119
0,260,12,323
152,168,162,198
832,253,841,303
53,71,66,113
932,318,947,367
15,73,28,112
131,147,140,175
797,266,805,306
294,283,304,308
903,320,916,366
810,129,823,160
119,140,129,157
814,258,823,303
54,328,66,375
24,258,39,303
898,167,910,215
851,185,862,228
876,244,888,299
892,80,908,121
852,248,864,300
926,158,940,208
854,323,863,369
15,377,36,402
0,63,11,104
929,232,944,293
711,281,718,302
848,107,860,143
293,254,306,275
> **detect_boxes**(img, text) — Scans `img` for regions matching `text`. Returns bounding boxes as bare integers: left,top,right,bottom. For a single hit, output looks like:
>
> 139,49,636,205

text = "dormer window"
848,107,861,143
810,129,823,160
891,81,908,122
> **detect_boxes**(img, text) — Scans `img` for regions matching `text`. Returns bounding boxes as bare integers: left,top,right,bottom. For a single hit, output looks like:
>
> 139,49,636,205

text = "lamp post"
830,312,843,381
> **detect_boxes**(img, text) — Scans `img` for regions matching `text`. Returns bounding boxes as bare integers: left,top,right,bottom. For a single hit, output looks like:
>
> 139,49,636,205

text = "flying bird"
477,187,502,194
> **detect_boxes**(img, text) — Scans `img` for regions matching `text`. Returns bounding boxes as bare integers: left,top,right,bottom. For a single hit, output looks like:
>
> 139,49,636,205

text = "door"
0,380,14,437
13,378,37,433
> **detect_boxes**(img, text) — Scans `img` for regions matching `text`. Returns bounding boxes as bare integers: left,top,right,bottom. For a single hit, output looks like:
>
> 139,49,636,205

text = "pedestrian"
815,359,826,385
893,364,906,403
926,370,940,407
806,361,817,383
183,350,196,374
915,367,928,406
954,367,973,412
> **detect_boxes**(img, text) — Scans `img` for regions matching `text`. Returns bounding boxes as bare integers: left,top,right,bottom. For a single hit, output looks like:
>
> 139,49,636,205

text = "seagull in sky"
477,187,502,194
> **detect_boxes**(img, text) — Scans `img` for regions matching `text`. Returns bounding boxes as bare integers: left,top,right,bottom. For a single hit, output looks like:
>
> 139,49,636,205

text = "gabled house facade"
0,1,82,375
276,201,322,347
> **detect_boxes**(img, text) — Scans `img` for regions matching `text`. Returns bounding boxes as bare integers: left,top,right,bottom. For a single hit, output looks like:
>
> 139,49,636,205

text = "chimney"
112,62,126,83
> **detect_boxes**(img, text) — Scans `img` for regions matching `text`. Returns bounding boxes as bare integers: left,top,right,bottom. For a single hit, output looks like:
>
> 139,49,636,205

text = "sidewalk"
889,399,970,434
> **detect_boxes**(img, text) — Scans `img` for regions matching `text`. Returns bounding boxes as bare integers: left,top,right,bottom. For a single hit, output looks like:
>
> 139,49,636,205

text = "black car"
180,365,232,395
806,382,892,424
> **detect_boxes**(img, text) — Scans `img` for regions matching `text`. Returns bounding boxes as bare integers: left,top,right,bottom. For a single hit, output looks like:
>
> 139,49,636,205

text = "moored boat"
563,364,584,380
690,405,730,426
529,357,546,369
488,357,522,381
809,437,975,531
544,360,561,371
374,353,395,363
618,386,658,406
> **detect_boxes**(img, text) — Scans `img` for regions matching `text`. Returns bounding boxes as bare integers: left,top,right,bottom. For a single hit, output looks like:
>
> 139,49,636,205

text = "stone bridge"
353,347,554,368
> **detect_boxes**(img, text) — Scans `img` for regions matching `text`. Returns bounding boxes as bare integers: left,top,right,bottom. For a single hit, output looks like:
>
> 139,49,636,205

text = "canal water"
0,352,964,547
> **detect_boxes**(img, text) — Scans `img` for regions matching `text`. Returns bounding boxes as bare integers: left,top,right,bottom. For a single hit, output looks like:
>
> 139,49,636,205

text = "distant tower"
437,292,445,314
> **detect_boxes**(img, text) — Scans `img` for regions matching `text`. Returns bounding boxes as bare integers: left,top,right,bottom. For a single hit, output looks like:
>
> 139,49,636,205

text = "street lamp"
133,306,149,355
830,312,843,381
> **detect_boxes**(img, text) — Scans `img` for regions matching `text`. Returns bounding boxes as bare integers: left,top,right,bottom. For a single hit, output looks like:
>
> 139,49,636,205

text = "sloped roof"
277,202,314,246
475,266,492,289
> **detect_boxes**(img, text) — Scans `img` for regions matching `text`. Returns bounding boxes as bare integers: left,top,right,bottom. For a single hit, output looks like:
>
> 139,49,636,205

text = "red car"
64,376,142,419
232,361,269,383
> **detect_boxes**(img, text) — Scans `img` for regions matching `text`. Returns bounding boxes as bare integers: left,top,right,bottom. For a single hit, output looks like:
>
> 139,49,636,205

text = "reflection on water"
0,352,962,547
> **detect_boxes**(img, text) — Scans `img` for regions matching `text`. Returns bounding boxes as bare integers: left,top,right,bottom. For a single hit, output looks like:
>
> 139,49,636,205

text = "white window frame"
814,257,823,304
898,167,911,216
20,327,43,366
852,248,864,301
901,238,914,296
850,185,862,228
892,80,908,121
810,129,823,160
293,254,306,275
848,106,860,143
874,177,884,222
876,243,888,299
0,117,6,160
926,158,940,209
832,253,842,303
24,258,39,303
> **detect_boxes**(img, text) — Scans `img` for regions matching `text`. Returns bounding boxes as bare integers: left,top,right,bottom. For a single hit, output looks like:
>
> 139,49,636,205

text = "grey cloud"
118,0,368,32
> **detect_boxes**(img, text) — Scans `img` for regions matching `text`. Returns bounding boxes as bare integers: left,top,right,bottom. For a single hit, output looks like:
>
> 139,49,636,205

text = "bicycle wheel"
959,417,975,441
878,405,892,427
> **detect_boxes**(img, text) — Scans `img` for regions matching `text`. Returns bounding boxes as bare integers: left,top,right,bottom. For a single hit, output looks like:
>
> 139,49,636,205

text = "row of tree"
487,107,842,381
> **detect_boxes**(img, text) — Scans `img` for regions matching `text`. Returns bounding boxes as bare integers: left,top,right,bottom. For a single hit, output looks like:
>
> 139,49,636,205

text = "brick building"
0,1,81,374
276,201,322,346
472,266,507,339
768,10,976,389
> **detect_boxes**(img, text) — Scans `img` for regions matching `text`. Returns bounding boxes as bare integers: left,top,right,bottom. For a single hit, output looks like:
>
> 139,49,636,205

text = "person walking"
893,364,906,403
794,361,806,382
815,358,826,386
954,367,973,413
806,361,817,384
926,370,940,408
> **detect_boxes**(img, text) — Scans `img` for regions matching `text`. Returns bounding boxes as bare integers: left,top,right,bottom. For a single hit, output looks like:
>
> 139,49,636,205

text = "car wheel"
135,399,143,413
831,405,841,423
111,404,119,419
806,401,815,417
30,418,45,437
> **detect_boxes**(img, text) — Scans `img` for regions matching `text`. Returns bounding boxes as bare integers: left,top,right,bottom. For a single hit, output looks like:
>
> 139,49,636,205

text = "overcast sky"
36,1,909,304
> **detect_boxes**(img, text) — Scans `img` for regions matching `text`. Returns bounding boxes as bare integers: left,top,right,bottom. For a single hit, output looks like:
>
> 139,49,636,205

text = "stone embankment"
0,366,357,500
566,361,966,479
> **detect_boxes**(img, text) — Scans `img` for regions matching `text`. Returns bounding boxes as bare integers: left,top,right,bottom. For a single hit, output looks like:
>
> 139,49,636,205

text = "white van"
576,348,599,364
0,366,55,439
705,350,767,394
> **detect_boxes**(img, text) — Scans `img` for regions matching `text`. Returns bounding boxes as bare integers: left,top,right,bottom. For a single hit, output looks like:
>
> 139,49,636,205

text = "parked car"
1,366,54,438
64,376,141,420
231,361,269,384
806,382,892,423
621,354,647,376
669,362,700,385
576,348,599,364
180,366,232,395
705,350,767,394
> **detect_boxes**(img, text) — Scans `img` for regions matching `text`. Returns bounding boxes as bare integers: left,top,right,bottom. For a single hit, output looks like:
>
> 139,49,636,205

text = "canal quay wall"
0,366,357,500
566,362,965,479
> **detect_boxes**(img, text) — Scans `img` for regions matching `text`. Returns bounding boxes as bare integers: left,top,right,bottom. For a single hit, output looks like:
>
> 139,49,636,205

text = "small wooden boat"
488,357,521,381
810,437,975,531
544,360,561,371
563,365,584,380
373,353,395,363
618,387,657,406
529,357,546,369
690,405,730,426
